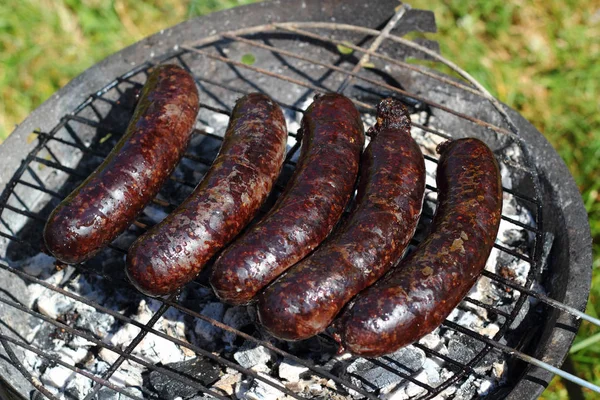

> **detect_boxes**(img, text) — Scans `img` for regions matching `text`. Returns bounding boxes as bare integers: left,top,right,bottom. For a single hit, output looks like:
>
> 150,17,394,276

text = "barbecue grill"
0,1,593,399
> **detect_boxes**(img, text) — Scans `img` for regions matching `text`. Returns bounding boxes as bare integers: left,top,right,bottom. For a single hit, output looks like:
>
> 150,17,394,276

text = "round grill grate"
0,2,592,399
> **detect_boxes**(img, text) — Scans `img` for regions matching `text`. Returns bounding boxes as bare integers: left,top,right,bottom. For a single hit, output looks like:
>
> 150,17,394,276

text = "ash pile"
8,109,541,400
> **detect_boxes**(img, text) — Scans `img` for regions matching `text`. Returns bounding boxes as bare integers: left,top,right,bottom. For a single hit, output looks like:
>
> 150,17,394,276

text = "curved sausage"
256,98,426,340
126,93,287,296
43,64,200,264
335,138,503,357
210,93,364,305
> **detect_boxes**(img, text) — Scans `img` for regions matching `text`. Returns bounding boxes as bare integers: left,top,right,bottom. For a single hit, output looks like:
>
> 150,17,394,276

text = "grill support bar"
337,4,410,93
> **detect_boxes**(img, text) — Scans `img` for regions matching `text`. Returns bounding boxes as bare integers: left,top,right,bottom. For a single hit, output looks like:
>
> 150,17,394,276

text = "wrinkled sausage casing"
126,93,288,296
210,93,364,305
336,138,503,357
256,98,426,340
43,64,200,265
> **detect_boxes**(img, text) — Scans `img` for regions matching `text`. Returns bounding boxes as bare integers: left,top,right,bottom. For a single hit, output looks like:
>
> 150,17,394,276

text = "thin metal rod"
0,332,60,400
337,4,410,93
160,298,381,400
480,270,600,328
82,298,172,400
186,22,485,98
0,295,228,400
182,45,329,93
0,333,143,400
445,321,600,394
183,37,517,138
0,262,379,400
0,263,316,400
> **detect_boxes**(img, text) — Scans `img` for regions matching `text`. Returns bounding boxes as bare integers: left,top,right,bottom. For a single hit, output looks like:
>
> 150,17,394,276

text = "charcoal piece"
345,347,427,392
234,342,274,370
222,305,254,346
194,302,226,347
40,365,73,389
36,291,74,319
75,308,115,338
95,386,143,400
212,370,243,396
30,323,60,350
147,357,221,400
242,372,284,400
64,376,92,399
454,376,477,399
448,335,486,364
382,347,427,373
278,358,309,382
350,364,404,394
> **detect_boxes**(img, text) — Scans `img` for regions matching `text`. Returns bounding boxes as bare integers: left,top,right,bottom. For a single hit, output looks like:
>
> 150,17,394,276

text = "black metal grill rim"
0,2,591,399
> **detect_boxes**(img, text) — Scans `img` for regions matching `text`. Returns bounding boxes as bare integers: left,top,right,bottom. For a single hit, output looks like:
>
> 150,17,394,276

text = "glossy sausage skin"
126,93,288,296
336,138,503,357
210,93,365,305
256,99,425,340
43,64,199,264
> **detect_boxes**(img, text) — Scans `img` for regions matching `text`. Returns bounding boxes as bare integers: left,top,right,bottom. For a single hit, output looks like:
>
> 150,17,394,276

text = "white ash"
105,299,194,366
16,270,200,399
234,343,274,372
283,105,303,137
108,359,143,388
37,291,75,319
41,365,74,389
239,372,286,400
278,358,309,382
214,368,243,396
13,252,55,278
283,97,313,164
65,375,93,399
205,112,230,138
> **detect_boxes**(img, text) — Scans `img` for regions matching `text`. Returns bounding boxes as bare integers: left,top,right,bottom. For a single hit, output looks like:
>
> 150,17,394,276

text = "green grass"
0,0,257,140
0,1,598,398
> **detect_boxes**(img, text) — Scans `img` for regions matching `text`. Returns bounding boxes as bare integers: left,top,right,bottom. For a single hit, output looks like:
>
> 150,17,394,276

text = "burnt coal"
346,347,427,393
193,301,226,349
234,342,274,371
448,334,486,365
222,305,254,346
75,308,115,338
146,357,221,399
455,376,477,399
94,386,143,400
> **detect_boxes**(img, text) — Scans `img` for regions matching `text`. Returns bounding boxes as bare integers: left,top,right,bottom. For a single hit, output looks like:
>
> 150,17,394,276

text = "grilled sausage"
126,93,288,296
43,64,199,264
210,93,364,305
335,138,502,357
256,98,426,340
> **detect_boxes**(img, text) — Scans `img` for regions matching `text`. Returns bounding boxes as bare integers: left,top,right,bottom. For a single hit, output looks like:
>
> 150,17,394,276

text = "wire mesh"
0,10,588,400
